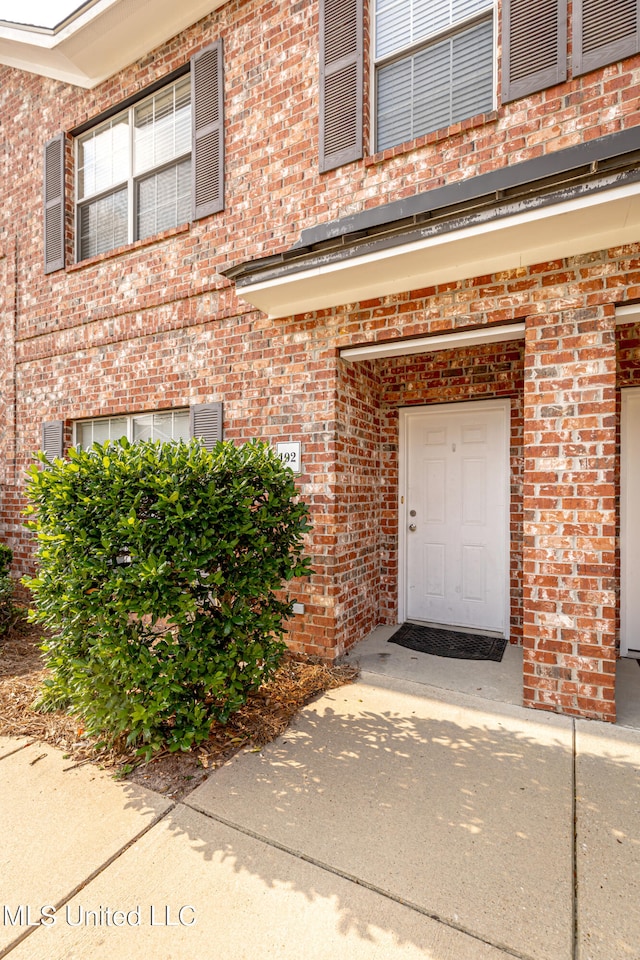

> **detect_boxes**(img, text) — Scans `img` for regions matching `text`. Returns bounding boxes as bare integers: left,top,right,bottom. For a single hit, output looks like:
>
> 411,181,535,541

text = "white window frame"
371,0,497,153
74,75,191,262
74,409,190,449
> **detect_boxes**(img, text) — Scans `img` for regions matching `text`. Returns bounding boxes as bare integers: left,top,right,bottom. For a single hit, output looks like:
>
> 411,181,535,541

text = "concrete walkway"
1,673,639,960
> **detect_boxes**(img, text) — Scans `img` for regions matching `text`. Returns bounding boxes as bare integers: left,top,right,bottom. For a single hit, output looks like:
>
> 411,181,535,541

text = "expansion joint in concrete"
184,799,538,960
0,801,176,959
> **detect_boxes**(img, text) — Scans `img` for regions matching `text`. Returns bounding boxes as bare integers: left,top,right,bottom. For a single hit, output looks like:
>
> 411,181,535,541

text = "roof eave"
0,0,226,88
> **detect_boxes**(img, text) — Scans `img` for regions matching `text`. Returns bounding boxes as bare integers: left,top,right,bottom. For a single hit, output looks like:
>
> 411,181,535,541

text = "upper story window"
320,0,639,170
76,76,191,260
43,41,224,273
76,76,192,261
374,0,495,152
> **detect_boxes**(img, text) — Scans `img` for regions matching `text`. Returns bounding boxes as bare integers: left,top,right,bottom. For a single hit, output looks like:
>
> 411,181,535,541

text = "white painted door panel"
622,389,640,657
405,402,508,633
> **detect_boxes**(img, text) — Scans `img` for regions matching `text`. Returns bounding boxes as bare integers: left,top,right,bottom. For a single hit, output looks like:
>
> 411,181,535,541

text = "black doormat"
389,623,508,662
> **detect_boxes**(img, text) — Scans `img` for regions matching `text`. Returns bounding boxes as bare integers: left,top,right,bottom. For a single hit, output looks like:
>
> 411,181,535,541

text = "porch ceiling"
0,0,223,87
233,180,640,320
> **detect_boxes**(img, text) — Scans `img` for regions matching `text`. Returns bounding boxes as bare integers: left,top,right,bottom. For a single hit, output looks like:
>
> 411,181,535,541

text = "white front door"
401,400,509,634
621,388,640,657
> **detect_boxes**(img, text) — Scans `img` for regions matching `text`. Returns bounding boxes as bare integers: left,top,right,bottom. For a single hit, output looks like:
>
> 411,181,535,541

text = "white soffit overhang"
616,304,640,325
340,290,637,363
238,181,640,320
0,0,224,88
340,322,526,361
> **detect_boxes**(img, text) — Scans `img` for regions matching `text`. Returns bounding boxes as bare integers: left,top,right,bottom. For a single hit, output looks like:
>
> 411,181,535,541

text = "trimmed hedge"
24,438,311,756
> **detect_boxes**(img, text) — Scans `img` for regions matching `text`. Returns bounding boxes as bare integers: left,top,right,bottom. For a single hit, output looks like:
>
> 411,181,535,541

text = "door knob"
409,523,417,531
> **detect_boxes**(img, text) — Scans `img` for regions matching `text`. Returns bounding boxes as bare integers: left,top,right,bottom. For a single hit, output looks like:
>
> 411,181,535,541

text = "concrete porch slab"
343,625,523,707
575,721,640,960
0,741,171,954
189,677,574,960
6,804,511,960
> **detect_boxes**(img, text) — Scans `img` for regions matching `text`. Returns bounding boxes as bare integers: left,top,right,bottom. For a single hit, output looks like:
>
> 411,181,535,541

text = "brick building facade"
1,0,640,722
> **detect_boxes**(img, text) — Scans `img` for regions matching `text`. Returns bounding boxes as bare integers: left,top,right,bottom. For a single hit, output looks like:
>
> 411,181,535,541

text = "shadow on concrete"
111,683,640,960
125,688,573,959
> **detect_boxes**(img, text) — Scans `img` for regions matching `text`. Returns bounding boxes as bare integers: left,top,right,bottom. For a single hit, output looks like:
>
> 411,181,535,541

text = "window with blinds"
44,42,223,272
76,76,192,260
76,410,191,449
74,404,223,452
374,0,495,152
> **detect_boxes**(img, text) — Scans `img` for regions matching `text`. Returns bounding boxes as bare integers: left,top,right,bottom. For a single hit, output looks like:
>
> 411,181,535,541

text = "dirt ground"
0,614,358,800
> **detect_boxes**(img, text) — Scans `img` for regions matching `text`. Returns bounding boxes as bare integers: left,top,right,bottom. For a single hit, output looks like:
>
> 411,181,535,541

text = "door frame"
621,387,640,657
398,399,511,636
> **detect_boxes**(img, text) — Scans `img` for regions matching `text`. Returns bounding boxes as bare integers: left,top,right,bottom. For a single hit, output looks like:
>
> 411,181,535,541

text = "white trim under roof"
237,180,640,319
342,308,639,361
0,0,224,87
616,305,640,325
340,322,526,361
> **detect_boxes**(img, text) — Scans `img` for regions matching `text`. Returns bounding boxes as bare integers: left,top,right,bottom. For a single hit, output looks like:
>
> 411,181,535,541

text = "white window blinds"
375,2,494,151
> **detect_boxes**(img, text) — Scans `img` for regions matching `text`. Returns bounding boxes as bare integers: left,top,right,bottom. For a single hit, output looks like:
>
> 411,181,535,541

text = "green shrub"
24,438,312,756
0,543,16,637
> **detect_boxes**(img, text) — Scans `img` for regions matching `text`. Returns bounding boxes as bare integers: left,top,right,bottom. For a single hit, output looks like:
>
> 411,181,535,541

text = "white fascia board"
0,0,224,88
340,322,526,361
238,181,640,319
616,304,640,325
343,308,637,363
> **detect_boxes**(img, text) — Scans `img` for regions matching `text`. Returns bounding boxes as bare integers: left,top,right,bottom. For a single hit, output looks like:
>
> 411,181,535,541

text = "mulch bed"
0,613,358,800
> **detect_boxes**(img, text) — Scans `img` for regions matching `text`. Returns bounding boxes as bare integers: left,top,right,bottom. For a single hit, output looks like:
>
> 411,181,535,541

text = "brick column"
523,305,617,721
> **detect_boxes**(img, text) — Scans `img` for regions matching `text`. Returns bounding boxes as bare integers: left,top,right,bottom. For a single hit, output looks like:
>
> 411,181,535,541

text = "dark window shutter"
190,402,223,450
574,0,639,75
319,0,363,172
191,40,224,220
41,420,64,460
43,133,65,274
502,0,567,102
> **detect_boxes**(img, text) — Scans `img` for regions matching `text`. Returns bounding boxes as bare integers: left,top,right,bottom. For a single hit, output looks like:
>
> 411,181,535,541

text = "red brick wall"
618,321,640,386
4,244,640,660
333,359,382,655
0,241,25,568
2,0,640,348
2,0,640,718
523,305,617,721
